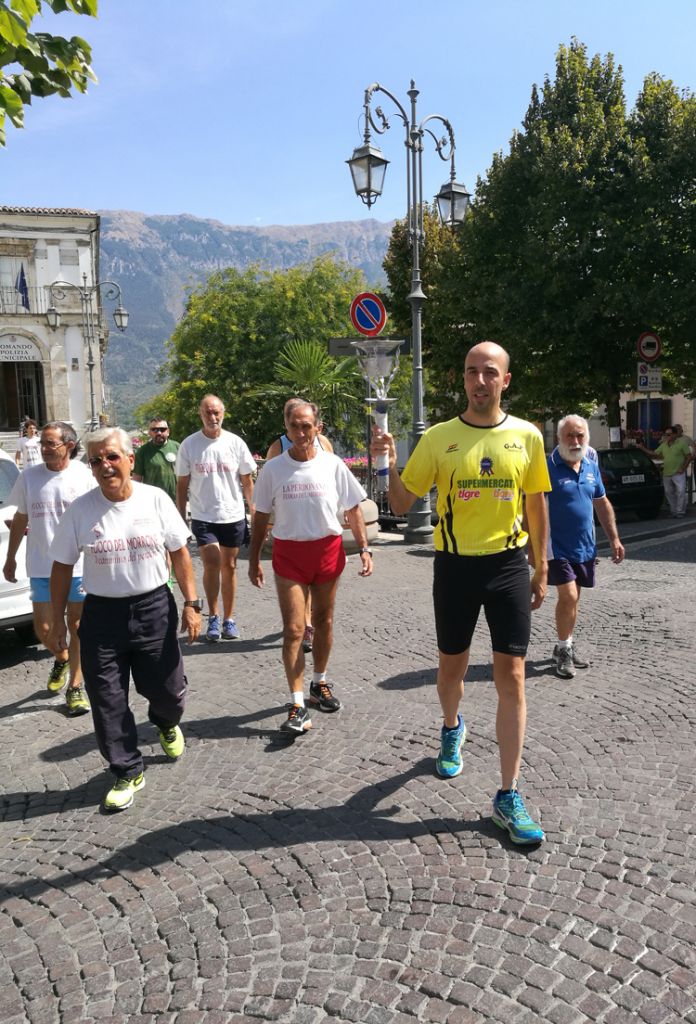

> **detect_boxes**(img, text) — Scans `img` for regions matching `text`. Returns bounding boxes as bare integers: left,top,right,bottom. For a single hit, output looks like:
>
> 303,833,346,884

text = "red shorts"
272,535,346,586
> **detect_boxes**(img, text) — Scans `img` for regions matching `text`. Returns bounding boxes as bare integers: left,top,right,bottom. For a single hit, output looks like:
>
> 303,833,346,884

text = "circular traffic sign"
637,331,662,363
350,292,387,337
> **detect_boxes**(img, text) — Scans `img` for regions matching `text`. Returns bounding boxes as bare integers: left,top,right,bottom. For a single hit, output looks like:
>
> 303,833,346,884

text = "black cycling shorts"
433,547,531,657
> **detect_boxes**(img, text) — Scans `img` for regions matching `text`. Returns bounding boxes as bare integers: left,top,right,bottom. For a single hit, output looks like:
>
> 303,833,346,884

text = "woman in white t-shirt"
249,401,373,737
48,427,203,814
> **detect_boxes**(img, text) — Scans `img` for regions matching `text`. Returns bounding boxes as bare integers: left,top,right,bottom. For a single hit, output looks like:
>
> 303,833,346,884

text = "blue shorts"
30,576,86,603
191,518,248,549
548,558,596,588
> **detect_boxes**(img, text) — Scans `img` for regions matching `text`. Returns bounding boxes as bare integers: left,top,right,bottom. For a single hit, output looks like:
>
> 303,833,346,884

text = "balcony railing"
0,285,51,316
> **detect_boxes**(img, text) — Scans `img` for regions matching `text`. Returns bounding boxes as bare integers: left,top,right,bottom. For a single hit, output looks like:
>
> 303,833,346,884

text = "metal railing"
0,286,50,316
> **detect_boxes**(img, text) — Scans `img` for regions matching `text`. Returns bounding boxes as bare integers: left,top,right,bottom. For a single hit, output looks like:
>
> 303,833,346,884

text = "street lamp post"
348,80,469,542
46,273,129,432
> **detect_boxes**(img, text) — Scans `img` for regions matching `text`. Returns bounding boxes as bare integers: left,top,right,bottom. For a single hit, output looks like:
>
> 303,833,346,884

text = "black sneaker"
308,681,342,712
280,704,312,734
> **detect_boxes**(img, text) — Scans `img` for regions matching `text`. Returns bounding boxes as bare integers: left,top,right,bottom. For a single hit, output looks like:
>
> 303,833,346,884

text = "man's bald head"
465,341,510,374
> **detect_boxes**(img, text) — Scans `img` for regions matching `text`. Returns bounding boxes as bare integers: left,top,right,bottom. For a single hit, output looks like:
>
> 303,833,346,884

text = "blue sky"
3,0,695,226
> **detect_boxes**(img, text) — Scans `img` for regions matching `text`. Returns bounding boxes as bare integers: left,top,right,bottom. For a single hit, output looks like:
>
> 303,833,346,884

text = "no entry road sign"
350,292,387,337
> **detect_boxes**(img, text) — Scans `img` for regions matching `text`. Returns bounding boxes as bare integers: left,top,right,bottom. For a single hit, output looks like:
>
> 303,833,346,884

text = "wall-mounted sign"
0,335,42,362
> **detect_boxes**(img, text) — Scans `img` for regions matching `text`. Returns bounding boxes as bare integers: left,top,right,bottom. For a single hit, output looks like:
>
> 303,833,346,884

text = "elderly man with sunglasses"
48,428,202,813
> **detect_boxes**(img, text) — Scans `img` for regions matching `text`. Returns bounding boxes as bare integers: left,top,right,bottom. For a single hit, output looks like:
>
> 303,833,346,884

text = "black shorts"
191,518,248,549
433,548,531,657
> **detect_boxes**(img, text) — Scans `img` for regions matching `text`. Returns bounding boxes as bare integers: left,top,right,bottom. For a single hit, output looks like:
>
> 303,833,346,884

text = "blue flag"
15,264,29,310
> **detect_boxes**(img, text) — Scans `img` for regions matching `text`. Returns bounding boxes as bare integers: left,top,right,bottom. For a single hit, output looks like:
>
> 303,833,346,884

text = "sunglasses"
150,426,168,432
88,452,123,467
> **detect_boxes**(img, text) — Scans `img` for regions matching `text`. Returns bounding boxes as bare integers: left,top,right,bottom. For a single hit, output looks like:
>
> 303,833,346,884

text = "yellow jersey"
401,414,551,555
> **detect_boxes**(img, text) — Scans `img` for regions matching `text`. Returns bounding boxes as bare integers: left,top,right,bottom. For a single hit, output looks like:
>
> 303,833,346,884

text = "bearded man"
546,415,624,679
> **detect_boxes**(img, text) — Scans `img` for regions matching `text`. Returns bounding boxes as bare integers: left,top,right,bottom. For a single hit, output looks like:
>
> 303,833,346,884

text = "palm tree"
247,338,364,441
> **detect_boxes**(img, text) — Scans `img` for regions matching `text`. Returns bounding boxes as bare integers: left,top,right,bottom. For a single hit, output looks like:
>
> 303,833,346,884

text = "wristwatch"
359,547,373,555
183,599,203,612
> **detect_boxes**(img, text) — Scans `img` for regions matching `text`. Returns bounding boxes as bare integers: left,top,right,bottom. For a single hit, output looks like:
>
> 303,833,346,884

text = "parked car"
0,450,35,644
595,446,664,520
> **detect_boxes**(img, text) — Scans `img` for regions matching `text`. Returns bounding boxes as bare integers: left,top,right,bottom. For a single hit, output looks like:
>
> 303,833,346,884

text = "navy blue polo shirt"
546,448,606,562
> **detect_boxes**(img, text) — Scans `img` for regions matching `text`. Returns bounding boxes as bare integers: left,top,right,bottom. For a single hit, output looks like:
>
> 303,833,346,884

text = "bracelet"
359,547,373,555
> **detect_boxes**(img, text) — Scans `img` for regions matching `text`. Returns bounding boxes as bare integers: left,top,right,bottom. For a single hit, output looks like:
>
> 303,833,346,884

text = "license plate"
621,474,645,484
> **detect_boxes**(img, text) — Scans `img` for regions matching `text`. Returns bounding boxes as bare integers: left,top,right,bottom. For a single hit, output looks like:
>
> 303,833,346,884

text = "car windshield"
0,459,19,505
600,450,653,471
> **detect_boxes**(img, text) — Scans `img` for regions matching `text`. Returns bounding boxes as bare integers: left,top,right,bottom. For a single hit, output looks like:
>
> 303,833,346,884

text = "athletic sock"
443,715,461,733
312,671,327,686
558,637,572,650
291,691,305,708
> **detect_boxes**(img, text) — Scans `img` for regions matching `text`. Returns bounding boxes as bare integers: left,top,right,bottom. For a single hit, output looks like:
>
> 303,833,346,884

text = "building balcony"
0,285,50,316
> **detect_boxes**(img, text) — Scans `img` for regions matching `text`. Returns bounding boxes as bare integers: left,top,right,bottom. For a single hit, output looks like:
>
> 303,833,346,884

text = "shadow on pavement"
178,629,283,656
379,658,554,690
0,758,533,903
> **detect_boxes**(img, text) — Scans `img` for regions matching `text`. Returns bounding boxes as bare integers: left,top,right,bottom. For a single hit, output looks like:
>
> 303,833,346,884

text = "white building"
0,206,110,434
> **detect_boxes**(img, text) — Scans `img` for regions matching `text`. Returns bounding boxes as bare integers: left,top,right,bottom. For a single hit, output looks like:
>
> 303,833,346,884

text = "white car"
0,449,35,644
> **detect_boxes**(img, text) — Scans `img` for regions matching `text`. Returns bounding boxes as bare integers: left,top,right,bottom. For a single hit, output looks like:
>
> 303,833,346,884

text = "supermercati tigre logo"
480,456,493,476
446,443,458,453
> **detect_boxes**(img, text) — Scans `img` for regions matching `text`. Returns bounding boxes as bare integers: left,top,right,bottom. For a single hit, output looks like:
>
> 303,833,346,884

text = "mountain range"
98,211,394,425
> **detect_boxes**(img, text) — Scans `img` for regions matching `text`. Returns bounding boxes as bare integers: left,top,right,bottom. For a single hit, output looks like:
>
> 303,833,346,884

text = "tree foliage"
139,257,390,453
0,0,97,146
384,40,696,426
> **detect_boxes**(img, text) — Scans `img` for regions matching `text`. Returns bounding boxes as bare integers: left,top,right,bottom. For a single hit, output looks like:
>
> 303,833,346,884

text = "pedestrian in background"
176,395,256,641
371,341,550,845
3,421,94,714
544,415,625,679
48,427,202,812
15,419,41,468
133,417,180,502
637,426,692,517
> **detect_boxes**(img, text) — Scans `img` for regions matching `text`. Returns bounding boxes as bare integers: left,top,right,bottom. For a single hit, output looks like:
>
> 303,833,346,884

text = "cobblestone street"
1,519,695,1024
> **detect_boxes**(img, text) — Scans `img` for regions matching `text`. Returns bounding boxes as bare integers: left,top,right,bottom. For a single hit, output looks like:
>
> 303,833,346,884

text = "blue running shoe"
491,788,545,845
206,614,221,642
222,618,240,640
435,715,466,778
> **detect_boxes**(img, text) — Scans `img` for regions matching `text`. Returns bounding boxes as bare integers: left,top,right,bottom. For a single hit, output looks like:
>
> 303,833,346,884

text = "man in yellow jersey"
371,341,551,845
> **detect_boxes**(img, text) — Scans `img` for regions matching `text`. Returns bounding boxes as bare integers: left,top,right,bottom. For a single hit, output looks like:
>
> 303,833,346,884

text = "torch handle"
373,407,389,493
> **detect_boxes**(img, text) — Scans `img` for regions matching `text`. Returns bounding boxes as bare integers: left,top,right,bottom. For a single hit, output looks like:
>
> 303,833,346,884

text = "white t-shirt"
19,436,42,467
9,460,96,577
50,482,190,598
254,450,366,541
176,429,256,523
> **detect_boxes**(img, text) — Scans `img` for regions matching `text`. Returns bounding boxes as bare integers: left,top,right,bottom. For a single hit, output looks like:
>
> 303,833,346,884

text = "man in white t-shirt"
3,421,95,714
15,419,42,468
48,428,202,813
176,394,256,642
248,401,373,735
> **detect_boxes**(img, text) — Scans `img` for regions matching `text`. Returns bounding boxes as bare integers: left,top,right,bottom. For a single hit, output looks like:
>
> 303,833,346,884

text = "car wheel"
636,505,662,520
14,622,37,645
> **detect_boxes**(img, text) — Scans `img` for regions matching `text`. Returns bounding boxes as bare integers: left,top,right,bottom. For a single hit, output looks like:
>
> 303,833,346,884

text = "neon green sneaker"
159,725,185,760
103,773,145,812
65,686,90,716
47,659,70,693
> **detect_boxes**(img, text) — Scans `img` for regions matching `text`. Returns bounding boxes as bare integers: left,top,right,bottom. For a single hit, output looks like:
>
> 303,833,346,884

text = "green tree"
385,41,696,427
141,257,371,452
463,40,696,425
0,0,97,146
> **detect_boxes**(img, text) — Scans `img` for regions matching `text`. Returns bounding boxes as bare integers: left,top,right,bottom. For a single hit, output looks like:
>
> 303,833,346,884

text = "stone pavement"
1,519,695,1024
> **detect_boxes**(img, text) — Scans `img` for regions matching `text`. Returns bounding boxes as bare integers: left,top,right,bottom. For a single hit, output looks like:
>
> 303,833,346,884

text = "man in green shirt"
638,426,692,518
133,418,180,503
